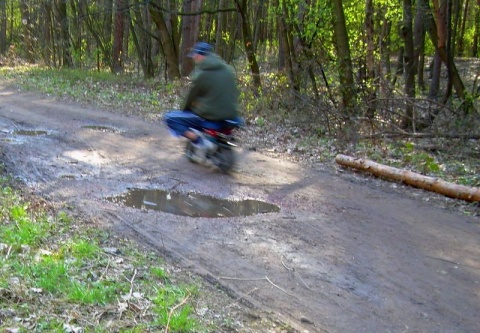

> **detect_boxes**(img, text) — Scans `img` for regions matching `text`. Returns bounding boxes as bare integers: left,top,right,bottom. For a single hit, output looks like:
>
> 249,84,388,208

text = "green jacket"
183,54,239,121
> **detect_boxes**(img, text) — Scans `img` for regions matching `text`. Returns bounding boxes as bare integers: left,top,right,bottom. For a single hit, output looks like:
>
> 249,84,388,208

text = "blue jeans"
164,110,242,137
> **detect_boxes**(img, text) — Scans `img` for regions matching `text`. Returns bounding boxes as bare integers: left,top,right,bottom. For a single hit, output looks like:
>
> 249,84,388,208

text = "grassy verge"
0,176,207,332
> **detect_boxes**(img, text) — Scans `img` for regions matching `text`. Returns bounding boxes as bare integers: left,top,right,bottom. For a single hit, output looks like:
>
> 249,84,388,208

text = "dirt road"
1,84,479,333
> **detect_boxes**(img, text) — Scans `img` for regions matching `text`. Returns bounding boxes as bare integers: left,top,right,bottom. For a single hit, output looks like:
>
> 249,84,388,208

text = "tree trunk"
20,0,35,63
378,6,392,83
277,0,295,89
148,1,180,80
335,154,480,202
234,0,262,91
78,0,109,69
180,0,200,76
112,0,125,73
215,0,226,58
55,0,74,67
414,0,428,90
103,0,113,50
473,0,480,56
365,0,376,118
401,0,416,130
428,50,442,100
331,0,356,116
430,0,466,100
0,0,6,54
130,1,155,78
457,0,469,56
41,1,53,66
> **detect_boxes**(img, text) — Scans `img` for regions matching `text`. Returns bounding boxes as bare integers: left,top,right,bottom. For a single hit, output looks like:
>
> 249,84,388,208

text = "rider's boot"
191,135,215,163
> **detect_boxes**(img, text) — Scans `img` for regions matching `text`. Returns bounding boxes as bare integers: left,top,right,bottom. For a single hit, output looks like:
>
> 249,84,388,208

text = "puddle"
107,188,280,218
13,130,48,136
82,125,120,133
60,174,76,180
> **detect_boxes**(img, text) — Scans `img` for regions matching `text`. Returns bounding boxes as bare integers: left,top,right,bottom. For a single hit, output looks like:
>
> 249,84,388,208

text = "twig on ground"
164,292,191,333
265,276,290,295
281,255,293,271
218,276,267,281
99,259,111,281
281,255,310,290
128,268,138,297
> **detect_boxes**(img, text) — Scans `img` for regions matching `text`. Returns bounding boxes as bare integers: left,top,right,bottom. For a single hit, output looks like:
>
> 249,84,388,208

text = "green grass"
0,177,205,332
0,66,174,118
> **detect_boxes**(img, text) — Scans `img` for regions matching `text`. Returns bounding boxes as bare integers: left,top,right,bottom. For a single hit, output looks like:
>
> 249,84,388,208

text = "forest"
0,0,479,171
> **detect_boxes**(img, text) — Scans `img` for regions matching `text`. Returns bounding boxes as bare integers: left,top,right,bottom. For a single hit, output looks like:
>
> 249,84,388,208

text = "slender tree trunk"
277,0,295,89
103,0,113,49
234,0,262,90
391,47,404,87
112,0,125,73
401,0,416,130
20,0,35,63
331,0,356,115
378,6,392,83
429,51,442,100
41,1,53,66
216,0,227,59
130,2,155,78
457,0,469,56
128,4,147,77
55,0,74,67
252,0,266,53
68,0,83,66
78,0,109,69
431,0,466,100
365,0,376,118
473,0,480,56
414,0,428,90
148,1,180,79
0,0,6,54
169,0,180,58
180,1,200,76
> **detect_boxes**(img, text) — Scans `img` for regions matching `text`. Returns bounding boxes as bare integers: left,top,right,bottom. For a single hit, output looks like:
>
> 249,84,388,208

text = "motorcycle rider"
164,42,240,163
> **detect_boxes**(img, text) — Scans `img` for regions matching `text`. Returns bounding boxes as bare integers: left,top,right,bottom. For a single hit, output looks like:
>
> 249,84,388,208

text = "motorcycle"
185,119,242,173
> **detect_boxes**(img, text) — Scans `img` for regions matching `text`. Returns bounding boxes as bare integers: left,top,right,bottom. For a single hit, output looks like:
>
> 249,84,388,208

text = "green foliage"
399,142,440,174
153,286,200,332
0,66,164,117
0,204,51,247
68,280,118,304
67,238,101,259
0,183,204,332
151,266,169,280
29,257,70,293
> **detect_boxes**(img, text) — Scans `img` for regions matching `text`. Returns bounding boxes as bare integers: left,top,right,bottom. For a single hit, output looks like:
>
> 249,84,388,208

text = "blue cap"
188,42,213,57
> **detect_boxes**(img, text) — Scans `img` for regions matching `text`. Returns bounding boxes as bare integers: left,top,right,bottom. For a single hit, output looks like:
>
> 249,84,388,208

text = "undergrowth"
0,177,207,332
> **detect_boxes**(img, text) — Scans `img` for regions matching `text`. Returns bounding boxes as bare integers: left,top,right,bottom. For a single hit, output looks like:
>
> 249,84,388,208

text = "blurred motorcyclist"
164,42,240,162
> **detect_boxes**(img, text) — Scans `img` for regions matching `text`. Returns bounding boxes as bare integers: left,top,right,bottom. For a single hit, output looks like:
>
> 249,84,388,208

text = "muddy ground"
0,84,479,333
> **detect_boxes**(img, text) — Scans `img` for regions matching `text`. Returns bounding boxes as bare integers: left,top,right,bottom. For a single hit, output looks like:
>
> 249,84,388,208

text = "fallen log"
335,154,480,203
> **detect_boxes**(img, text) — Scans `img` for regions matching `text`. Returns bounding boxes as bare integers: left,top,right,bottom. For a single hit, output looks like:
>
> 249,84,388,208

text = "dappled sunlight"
63,149,109,166
0,89,15,96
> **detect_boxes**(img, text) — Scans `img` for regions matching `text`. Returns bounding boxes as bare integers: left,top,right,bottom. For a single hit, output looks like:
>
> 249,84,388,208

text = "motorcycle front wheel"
212,146,235,173
185,141,198,163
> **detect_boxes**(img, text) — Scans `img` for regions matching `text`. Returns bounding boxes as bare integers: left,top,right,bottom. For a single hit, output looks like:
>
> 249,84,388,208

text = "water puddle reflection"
107,188,280,218
13,130,48,136
82,125,120,133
